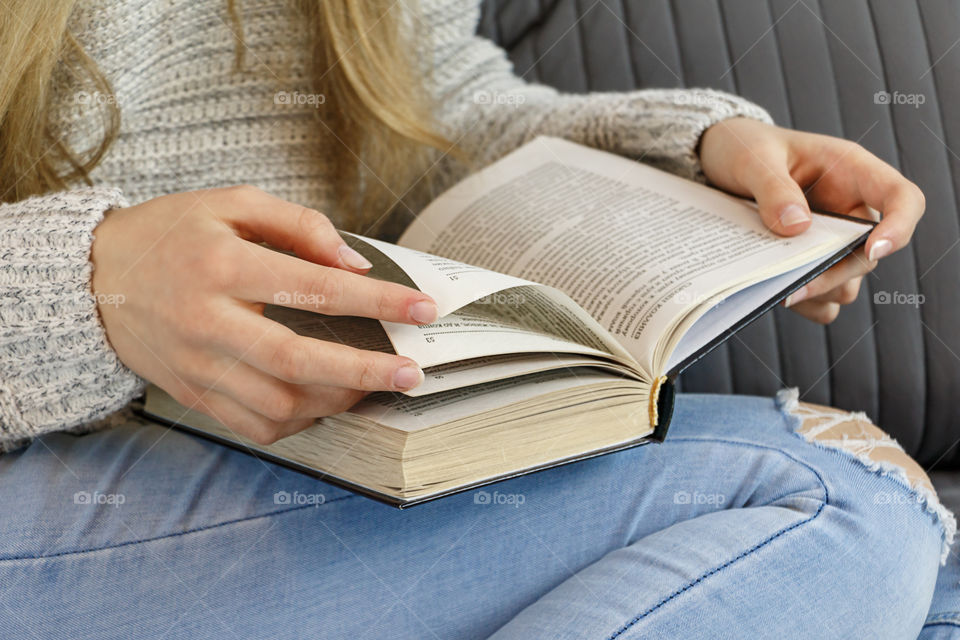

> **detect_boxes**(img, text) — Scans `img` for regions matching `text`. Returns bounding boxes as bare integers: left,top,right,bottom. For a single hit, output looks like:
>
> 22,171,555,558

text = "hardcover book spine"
650,377,676,442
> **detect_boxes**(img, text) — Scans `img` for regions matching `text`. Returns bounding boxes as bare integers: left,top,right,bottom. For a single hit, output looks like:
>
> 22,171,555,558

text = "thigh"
923,538,960,638
0,394,944,639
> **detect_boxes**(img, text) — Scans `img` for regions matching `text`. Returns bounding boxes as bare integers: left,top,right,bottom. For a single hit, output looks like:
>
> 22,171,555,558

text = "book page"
663,256,821,373
339,234,641,379
264,305,395,353
381,285,634,368
414,353,630,397
346,233,533,317
401,137,870,373
266,295,639,395
349,369,640,432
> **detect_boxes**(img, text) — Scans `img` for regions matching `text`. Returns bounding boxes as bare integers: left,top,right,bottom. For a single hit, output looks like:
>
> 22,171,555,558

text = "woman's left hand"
699,117,925,324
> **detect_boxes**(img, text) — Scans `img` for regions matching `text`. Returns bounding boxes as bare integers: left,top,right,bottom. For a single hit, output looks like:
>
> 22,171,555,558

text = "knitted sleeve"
421,0,774,183
0,187,146,452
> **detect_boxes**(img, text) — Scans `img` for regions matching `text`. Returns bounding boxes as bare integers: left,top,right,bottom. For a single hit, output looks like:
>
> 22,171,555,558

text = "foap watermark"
671,289,725,308
472,90,526,107
274,91,326,108
474,490,525,507
93,292,126,308
273,290,326,307
672,92,726,109
474,291,528,306
873,290,925,308
674,490,726,506
874,90,926,109
74,490,126,507
273,490,326,506
73,90,124,106
874,490,922,506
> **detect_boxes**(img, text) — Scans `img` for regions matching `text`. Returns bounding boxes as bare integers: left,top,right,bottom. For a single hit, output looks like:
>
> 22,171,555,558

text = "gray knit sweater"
0,0,772,452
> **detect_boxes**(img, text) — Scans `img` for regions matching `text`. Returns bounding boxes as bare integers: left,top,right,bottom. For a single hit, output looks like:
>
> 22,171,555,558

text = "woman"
0,0,955,638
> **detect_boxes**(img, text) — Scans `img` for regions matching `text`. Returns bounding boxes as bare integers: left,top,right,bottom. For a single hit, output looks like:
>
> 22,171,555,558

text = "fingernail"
868,238,893,262
785,285,808,307
779,204,810,228
338,244,373,270
393,364,424,390
409,300,439,324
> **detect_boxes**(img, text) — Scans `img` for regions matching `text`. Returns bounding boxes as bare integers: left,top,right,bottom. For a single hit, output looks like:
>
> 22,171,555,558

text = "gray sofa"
477,0,960,505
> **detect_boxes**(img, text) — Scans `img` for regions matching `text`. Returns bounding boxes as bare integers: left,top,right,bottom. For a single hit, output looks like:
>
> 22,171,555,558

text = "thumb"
742,166,812,237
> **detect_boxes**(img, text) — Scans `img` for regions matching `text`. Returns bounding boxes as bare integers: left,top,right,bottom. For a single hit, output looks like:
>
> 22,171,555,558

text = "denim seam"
925,614,960,627
606,436,830,640
0,493,356,564
674,433,944,516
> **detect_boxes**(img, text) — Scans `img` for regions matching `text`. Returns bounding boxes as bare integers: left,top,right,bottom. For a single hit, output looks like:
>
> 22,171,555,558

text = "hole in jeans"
776,388,956,564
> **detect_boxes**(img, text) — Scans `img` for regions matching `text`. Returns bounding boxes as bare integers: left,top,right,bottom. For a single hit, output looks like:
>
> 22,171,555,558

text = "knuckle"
200,307,236,346
176,350,215,386
269,337,307,381
168,383,201,409
829,140,862,165
183,303,226,347
297,206,335,239
842,140,865,157
192,392,282,445
258,389,302,422
838,284,860,305
200,239,242,289
246,424,281,446
301,268,343,309
222,184,262,203
353,356,387,390
816,304,841,324
374,287,393,319
912,183,927,210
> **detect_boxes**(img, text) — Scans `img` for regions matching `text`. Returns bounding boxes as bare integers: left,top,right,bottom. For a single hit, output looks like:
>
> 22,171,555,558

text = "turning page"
338,233,637,375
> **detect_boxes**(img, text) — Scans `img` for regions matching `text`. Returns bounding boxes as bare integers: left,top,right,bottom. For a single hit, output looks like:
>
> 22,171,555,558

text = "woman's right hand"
91,185,439,444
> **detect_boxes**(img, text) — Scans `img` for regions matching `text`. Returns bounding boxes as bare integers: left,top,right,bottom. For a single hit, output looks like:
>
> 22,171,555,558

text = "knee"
777,389,955,564
791,400,934,494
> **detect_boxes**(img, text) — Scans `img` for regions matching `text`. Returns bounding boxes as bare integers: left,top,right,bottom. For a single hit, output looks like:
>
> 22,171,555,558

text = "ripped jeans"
0,392,955,639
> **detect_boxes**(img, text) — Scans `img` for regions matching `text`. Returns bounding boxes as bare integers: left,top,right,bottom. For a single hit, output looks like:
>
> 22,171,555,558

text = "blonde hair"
0,0,457,234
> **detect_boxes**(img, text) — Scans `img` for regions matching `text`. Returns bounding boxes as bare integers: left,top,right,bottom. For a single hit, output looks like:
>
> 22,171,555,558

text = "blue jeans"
0,393,955,639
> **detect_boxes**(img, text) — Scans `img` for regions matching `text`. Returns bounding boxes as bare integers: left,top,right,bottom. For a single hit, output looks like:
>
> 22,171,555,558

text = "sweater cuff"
0,187,146,451
612,88,774,182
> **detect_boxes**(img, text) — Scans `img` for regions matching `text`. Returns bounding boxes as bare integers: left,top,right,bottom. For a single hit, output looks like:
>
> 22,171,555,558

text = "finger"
160,379,315,444
184,355,365,423
784,250,875,307
841,203,882,223
190,387,316,445
786,300,842,325
803,277,863,306
737,148,812,236
804,141,925,261
237,242,439,324
213,307,426,391
213,185,374,272
863,173,925,261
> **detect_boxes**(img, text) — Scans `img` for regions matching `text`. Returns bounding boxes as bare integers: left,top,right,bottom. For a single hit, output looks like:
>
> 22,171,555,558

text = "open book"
143,137,872,506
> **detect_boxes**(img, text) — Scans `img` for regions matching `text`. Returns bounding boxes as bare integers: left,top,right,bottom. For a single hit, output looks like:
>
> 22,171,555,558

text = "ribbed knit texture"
0,0,772,451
